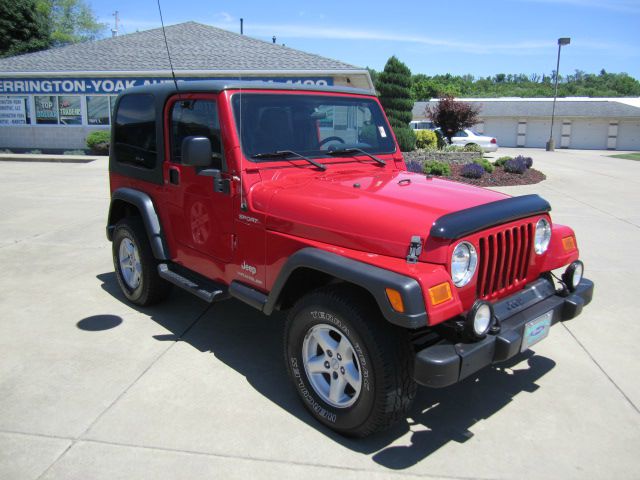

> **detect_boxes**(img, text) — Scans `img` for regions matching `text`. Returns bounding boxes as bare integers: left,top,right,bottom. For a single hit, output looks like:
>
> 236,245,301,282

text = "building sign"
0,97,27,125
0,76,334,95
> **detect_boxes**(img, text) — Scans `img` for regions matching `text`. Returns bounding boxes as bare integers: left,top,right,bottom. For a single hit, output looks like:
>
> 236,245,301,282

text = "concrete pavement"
0,148,638,479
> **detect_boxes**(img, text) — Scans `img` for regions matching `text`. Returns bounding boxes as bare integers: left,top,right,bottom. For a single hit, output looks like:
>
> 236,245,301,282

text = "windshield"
232,93,396,161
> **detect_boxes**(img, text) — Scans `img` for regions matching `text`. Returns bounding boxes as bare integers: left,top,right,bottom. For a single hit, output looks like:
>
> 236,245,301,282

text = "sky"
90,0,640,79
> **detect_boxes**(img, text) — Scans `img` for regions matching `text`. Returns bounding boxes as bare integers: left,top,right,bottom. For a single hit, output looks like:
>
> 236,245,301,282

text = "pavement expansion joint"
561,322,639,415
32,302,215,480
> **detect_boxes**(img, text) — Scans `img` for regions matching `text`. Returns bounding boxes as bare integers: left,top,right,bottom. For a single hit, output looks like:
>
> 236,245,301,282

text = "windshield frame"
230,90,397,163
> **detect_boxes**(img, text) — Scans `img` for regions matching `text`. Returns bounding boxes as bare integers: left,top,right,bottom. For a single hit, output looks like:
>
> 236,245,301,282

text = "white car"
438,128,499,152
409,120,435,130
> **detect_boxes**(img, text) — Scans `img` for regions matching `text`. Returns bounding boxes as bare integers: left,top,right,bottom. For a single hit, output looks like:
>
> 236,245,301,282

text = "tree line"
0,0,105,58
368,68,640,99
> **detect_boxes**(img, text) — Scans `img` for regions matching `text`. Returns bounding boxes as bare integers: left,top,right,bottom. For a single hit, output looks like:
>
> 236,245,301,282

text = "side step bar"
158,263,228,303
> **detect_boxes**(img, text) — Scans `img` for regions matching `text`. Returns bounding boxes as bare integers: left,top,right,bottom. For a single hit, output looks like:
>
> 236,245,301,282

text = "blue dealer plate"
521,311,553,352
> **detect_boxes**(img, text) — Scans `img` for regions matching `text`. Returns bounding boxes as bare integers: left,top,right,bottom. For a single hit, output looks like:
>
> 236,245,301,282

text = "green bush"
442,144,465,152
63,150,86,155
494,156,512,167
423,160,451,176
28,149,42,154
473,158,494,173
415,129,438,149
0,149,11,154
394,127,417,152
463,143,484,153
86,130,110,153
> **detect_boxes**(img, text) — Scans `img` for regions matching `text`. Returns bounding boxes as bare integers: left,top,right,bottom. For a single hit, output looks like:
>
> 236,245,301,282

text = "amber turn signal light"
428,282,452,306
385,288,405,313
562,236,577,252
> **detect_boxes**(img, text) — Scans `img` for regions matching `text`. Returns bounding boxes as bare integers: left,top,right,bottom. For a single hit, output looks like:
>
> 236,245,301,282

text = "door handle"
169,167,180,185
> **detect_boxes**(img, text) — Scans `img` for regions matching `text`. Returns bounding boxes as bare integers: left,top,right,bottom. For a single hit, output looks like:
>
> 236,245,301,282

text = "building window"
87,96,110,125
58,96,82,125
0,96,30,125
35,96,59,124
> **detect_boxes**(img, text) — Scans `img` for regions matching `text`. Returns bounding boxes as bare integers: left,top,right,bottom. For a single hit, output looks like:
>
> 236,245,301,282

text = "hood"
253,167,509,259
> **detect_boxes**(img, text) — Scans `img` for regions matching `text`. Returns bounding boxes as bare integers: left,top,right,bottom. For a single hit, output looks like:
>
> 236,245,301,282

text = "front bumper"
413,277,594,388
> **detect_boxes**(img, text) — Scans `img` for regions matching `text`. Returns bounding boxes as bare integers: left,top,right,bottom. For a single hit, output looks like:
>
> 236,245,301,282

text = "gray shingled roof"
413,99,640,119
0,21,360,73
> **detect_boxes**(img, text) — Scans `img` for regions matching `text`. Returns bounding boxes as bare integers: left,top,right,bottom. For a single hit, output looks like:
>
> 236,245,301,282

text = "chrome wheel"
302,324,362,408
118,238,142,290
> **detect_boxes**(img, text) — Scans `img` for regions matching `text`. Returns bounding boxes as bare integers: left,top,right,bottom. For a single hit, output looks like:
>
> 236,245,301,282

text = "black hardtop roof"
121,80,374,99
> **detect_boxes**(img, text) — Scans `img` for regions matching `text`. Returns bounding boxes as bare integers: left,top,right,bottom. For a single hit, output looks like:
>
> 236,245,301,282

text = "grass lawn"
609,153,640,161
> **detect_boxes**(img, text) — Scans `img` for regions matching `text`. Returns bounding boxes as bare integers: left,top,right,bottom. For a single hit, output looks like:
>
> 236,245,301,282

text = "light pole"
546,37,571,151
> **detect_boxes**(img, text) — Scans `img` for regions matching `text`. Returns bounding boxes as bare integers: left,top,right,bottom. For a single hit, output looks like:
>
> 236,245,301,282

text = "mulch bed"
444,164,546,187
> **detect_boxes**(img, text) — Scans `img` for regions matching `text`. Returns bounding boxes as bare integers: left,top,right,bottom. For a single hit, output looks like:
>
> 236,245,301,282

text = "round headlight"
562,260,584,291
451,241,477,287
466,301,493,339
534,218,552,254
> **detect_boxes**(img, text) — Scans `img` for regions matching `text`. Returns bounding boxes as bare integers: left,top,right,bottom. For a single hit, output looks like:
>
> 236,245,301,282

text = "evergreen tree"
376,56,416,151
0,0,51,57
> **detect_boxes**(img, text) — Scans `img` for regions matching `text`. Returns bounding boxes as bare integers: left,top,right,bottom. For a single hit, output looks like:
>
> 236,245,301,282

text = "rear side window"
114,94,156,168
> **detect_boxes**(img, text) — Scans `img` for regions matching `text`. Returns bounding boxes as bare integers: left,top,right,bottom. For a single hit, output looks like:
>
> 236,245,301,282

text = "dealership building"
0,21,373,151
413,98,640,150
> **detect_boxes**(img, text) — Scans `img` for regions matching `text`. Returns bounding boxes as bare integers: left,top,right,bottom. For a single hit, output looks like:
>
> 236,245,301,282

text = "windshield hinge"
406,235,423,264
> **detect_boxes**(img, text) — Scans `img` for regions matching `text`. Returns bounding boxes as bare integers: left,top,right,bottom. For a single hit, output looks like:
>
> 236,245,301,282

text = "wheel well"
276,267,379,313
108,199,141,227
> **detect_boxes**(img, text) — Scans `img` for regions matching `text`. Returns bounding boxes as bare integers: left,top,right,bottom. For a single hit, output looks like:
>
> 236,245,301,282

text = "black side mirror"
182,136,212,167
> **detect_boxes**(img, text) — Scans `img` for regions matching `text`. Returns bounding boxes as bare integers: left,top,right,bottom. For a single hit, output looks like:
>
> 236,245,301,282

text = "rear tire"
284,286,416,437
112,217,171,306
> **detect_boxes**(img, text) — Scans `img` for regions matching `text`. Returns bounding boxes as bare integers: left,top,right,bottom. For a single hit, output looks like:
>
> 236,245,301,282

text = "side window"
455,130,468,137
114,94,156,169
171,99,223,169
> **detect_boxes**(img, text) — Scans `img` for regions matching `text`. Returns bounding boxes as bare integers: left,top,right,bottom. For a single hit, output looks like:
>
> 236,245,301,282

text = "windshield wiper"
251,150,326,170
326,148,386,166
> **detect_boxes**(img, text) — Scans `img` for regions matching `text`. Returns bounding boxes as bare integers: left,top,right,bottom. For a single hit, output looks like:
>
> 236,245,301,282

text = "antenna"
111,10,119,37
156,0,179,92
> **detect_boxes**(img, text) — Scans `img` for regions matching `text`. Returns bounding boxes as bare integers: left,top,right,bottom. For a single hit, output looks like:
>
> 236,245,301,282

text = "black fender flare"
265,248,427,329
106,187,169,260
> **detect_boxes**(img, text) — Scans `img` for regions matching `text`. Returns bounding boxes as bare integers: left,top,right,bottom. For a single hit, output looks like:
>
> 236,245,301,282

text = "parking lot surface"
0,148,639,479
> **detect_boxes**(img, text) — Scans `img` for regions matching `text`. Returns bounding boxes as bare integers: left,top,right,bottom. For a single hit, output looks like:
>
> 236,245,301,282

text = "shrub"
513,155,534,169
442,144,465,152
405,159,424,173
394,127,417,152
28,149,42,154
494,156,512,167
415,129,438,149
64,149,86,155
504,157,527,174
473,158,495,173
461,163,485,179
0,149,11,154
463,143,484,153
423,160,451,176
86,130,110,153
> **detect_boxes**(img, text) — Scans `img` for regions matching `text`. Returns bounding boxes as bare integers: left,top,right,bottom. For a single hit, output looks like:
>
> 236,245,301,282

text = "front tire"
112,217,171,306
284,287,416,437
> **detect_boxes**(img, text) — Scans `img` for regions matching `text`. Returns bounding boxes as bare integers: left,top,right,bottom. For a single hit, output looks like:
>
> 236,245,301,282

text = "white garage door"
525,119,562,148
617,120,640,151
570,119,609,150
483,119,517,147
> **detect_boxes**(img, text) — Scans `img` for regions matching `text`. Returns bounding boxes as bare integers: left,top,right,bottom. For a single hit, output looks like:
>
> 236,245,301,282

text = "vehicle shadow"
95,271,556,470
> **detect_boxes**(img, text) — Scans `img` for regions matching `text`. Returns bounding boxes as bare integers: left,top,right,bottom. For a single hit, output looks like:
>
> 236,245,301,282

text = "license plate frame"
521,311,553,352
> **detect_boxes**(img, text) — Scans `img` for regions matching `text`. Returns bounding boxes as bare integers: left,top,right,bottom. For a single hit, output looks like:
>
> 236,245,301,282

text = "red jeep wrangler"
107,81,593,437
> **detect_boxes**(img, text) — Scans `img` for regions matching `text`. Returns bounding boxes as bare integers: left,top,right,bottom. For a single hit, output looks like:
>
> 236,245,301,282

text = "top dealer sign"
0,76,333,95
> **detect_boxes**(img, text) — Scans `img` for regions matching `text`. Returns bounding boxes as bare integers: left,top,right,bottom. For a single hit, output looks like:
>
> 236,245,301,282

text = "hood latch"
406,236,423,264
